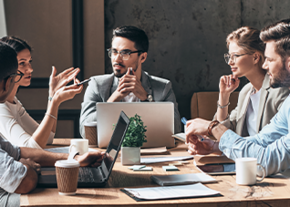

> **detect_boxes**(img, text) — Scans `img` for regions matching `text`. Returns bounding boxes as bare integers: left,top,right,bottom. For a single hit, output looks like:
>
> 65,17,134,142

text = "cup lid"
84,122,98,127
55,160,80,168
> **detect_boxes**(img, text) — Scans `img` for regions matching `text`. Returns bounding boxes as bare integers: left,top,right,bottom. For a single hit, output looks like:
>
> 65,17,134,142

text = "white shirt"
246,89,261,136
0,97,54,149
122,92,140,102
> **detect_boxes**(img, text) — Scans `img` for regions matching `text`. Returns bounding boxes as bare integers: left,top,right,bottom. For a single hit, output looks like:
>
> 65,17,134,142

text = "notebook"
38,111,130,188
97,102,175,148
151,173,217,186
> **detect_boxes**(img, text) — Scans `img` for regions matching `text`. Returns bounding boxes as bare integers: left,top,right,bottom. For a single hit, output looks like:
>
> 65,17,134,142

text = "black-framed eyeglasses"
224,53,249,64
107,48,143,60
6,70,24,83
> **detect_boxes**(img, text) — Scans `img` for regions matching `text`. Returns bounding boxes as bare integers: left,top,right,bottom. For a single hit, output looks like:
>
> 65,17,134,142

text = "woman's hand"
53,78,83,105
49,66,80,98
219,74,240,95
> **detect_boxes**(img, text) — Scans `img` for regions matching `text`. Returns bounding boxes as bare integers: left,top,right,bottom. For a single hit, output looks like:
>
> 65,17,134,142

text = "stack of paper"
122,183,220,200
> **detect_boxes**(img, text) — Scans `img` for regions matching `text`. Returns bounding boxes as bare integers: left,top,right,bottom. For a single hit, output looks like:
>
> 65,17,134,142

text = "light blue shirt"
219,95,290,176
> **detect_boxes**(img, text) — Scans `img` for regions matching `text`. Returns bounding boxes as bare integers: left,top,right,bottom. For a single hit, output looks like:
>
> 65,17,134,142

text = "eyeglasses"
224,53,249,64
107,48,143,60
6,70,24,83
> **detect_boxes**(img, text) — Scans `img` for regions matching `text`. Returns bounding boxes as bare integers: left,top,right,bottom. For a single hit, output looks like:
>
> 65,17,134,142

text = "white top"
0,97,54,149
245,90,261,136
123,92,140,102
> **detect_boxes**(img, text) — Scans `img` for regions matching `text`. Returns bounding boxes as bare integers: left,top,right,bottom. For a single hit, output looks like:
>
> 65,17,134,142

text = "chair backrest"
190,91,239,120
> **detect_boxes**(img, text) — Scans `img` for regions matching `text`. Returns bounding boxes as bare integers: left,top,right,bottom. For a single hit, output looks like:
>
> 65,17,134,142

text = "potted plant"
121,114,147,165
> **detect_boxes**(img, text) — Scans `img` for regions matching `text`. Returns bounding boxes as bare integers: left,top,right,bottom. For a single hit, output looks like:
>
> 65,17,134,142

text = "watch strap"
208,120,220,136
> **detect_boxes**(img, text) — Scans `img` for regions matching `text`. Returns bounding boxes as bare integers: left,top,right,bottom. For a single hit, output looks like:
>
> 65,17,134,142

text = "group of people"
0,17,289,206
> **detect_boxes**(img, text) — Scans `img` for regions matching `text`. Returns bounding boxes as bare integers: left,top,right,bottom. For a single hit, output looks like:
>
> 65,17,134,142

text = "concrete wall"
105,0,290,119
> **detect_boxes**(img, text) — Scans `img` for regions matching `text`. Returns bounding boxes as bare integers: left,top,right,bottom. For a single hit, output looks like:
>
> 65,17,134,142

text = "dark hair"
112,26,149,53
0,42,18,81
260,19,290,61
226,26,265,68
0,36,31,53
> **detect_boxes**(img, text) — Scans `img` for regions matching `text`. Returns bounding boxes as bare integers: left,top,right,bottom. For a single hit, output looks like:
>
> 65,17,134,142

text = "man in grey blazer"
79,26,181,137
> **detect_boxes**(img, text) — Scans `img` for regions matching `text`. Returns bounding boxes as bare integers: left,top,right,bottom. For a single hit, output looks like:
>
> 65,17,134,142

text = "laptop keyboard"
78,167,96,182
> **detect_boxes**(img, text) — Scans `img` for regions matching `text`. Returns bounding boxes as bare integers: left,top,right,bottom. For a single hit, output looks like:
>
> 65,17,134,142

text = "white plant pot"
121,147,140,165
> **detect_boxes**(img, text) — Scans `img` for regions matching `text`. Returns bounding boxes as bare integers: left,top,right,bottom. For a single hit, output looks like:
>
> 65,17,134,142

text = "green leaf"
113,114,147,147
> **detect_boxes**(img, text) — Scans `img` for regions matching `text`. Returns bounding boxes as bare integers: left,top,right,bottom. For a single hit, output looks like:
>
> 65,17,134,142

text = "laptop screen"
101,111,130,178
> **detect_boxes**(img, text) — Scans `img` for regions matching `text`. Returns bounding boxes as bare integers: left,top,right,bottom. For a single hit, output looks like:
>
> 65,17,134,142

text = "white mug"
69,139,89,155
236,157,266,185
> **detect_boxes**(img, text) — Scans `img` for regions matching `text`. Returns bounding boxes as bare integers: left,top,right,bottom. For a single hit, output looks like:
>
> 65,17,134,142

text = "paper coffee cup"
55,160,80,195
84,122,98,146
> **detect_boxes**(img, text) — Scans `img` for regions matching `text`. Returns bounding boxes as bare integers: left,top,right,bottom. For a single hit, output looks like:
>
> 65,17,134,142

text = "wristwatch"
147,94,154,102
142,94,154,102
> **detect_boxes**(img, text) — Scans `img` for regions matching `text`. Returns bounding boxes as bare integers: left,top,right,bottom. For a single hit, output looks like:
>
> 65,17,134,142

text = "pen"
181,117,204,142
181,117,187,125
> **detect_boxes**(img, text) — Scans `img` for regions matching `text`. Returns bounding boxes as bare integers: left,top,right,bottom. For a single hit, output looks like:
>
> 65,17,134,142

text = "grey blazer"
215,74,290,136
79,70,181,137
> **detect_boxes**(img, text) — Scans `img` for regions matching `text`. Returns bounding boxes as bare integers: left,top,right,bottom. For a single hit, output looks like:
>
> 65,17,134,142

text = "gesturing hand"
49,66,80,98
219,74,240,95
53,79,83,104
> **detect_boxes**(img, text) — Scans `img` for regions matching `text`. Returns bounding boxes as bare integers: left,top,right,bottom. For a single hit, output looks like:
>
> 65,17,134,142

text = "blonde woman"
215,27,290,136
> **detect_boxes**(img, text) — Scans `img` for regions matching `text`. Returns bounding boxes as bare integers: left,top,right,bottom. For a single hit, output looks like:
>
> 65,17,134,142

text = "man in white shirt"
0,42,104,206
79,26,181,136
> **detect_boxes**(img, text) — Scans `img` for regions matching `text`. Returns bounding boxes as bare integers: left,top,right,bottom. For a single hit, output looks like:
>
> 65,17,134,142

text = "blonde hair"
226,27,265,68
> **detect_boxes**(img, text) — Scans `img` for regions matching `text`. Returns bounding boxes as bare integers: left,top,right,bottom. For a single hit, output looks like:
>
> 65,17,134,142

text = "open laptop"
97,102,175,149
38,111,130,188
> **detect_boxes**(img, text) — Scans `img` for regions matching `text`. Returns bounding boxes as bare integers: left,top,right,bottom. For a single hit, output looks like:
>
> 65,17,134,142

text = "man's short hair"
0,42,18,81
260,19,290,61
112,26,149,53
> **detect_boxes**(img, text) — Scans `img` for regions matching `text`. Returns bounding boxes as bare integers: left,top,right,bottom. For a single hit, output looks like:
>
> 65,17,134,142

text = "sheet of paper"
45,147,97,153
123,183,220,200
141,156,193,164
172,133,186,142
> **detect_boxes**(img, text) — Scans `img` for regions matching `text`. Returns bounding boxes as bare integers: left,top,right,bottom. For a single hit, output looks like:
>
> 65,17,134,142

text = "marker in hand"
181,117,204,142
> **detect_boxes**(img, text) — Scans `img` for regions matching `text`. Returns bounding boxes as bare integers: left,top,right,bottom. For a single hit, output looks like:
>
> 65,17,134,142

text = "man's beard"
270,62,290,88
113,63,138,78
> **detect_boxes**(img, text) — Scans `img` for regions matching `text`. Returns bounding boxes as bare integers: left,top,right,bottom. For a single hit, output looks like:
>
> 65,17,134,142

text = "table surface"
20,139,290,207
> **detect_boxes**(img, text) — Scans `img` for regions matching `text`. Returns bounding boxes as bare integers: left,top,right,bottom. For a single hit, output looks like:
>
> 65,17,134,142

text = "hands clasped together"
109,68,148,102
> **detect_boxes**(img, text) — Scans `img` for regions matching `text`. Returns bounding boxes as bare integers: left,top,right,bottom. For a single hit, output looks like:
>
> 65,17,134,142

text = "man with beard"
79,26,181,137
185,19,290,177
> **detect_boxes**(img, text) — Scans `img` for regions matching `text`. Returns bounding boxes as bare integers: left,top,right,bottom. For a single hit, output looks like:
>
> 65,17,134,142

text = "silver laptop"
38,111,130,187
97,102,175,148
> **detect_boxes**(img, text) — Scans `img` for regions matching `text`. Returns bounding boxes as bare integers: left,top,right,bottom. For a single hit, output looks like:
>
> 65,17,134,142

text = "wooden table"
21,139,290,207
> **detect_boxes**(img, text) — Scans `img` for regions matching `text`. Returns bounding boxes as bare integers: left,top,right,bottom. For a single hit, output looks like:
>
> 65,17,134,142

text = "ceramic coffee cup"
55,160,80,195
69,139,89,155
235,157,266,185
